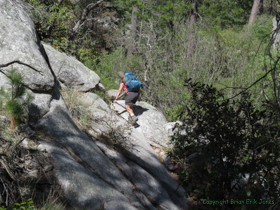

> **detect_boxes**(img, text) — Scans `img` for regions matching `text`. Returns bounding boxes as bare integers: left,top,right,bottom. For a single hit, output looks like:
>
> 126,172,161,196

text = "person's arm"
138,92,141,102
113,83,123,103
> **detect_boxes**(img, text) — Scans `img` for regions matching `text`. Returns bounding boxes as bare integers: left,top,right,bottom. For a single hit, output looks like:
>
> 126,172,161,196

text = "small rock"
37,144,47,152
21,139,29,149
43,165,53,172
154,148,160,153
25,158,40,169
97,82,106,92
161,152,175,171
21,124,35,135
19,187,32,197
0,115,8,122
107,89,119,99
27,169,39,179
164,121,185,136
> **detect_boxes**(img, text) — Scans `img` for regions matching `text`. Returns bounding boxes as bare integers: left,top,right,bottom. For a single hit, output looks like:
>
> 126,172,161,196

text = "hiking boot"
128,115,132,123
130,115,138,125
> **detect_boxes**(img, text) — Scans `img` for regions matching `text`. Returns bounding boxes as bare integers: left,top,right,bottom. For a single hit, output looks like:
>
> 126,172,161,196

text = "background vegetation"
23,0,274,120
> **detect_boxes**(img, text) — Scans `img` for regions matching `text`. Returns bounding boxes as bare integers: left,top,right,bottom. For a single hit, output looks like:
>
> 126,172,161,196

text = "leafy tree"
168,79,280,207
199,0,254,29
0,68,33,130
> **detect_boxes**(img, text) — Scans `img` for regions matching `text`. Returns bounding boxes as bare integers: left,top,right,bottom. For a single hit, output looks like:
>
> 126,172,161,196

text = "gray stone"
19,187,32,197
29,93,52,120
43,165,54,172
35,86,145,209
43,43,100,92
160,151,175,171
103,200,138,210
90,99,187,208
96,141,156,210
86,96,129,138
25,158,40,169
38,142,138,210
111,100,170,147
21,139,29,149
107,89,123,99
78,92,109,111
0,115,8,122
272,17,280,49
27,169,38,179
124,129,188,209
164,121,185,136
96,138,187,209
97,82,106,92
0,0,55,126
21,124,35,136
0,0,55,92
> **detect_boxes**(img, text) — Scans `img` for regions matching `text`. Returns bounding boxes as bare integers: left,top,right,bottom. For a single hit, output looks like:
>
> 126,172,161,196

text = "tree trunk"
10,116,15,130
248,0,260,26
190,0,197,27
127,6,138,57
188,0,198,58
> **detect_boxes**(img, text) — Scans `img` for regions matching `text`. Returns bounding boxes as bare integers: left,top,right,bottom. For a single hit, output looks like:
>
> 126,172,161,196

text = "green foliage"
0,197,65,210
0,198,35,210
24,0,74,49
250,15,273,42
90,48,129,90
199,0,253,29
23,0,275,123
169,80,280,206
0,68,33,126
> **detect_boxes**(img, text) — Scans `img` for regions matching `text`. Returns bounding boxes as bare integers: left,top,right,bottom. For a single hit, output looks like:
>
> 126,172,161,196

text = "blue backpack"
123,72,143,92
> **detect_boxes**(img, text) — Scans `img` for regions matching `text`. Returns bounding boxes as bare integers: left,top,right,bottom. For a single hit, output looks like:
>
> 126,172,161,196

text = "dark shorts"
125,92,139,105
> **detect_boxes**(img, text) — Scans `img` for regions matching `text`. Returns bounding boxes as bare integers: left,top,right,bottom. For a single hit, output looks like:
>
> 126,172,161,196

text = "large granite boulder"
111,100,170,147
0,0,55,121
43,43,101,92
38,141,139,210
83,95,188,209
0,0,54,92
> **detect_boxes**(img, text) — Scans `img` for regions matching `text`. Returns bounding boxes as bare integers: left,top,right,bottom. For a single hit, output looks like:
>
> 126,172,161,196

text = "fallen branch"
0,158,15,181
0,177,9,206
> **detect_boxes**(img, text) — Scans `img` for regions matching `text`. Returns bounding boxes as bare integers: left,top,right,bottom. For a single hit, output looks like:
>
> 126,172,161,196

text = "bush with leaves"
0,198,35,210
168,79,280,209
0,68,33,129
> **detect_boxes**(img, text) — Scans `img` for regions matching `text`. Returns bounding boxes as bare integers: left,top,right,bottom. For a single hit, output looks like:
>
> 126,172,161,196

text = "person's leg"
125,92,139,125
125,104,134,115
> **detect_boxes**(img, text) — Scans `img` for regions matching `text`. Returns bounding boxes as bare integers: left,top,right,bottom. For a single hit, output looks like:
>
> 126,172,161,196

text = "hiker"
113,71,141,125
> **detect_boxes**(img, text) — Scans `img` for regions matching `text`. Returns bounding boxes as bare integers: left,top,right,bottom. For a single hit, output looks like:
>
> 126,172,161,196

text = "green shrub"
0,198,35,210
250,15,272,42
169,79,280,207
90,48,129,90
0,68,33,129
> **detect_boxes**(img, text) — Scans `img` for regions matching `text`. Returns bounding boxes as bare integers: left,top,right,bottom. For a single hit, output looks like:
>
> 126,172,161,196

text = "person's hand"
113,99,117,103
